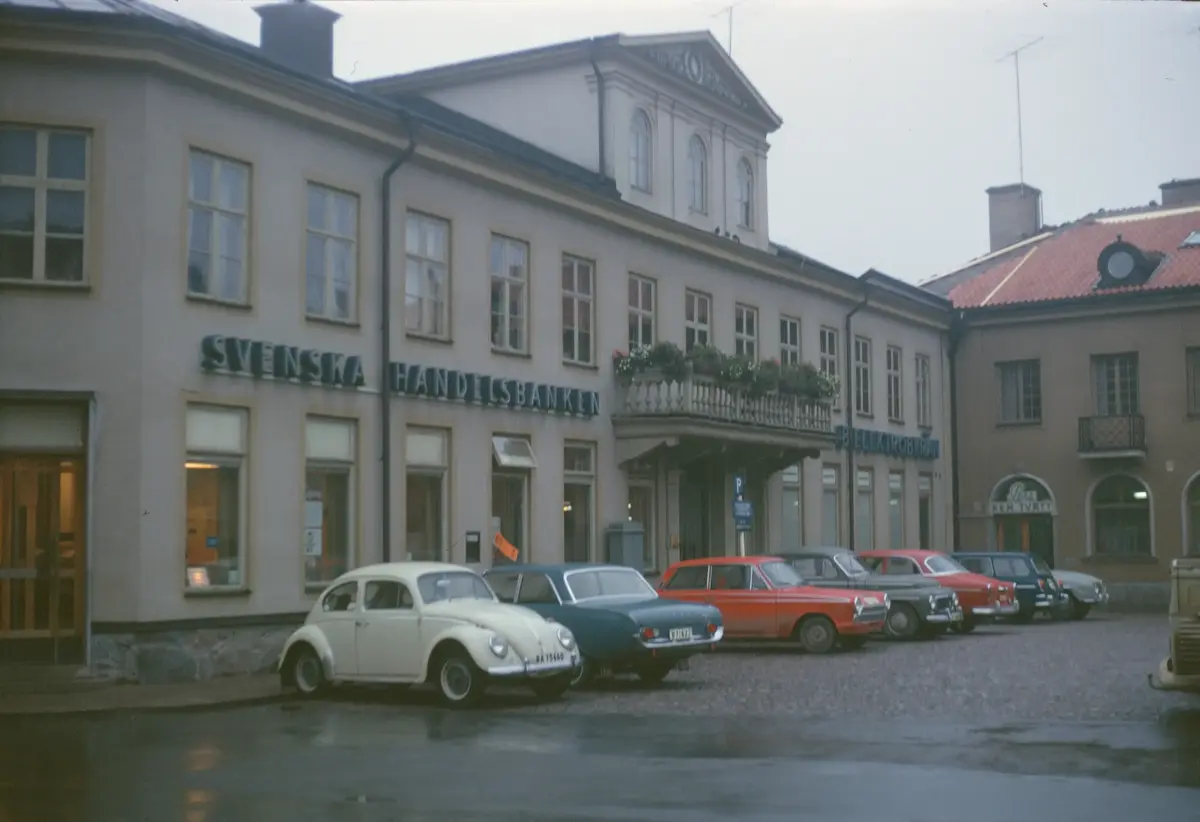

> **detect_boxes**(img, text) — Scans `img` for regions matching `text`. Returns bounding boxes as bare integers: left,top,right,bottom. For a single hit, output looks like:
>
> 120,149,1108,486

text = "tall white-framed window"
918,474,933,550
886,344,903,422
734,304,758,358
0,125,90,283
887,471,905,550
187,148,249,303
820,326,840,410
563,442,596,563
854,335,873,416
489,234,529,353
406,427,449,563
304,417,356,588
821,466,840,545
1092,353,1139,415
915,353,932,428
781,464,803,550
736,158,754,228
688,134,708,212
185,404,248,590
305,183,358,322
561,254,595,365
780,316,801,365
404,211,450,338
628,478,657,570
684,289,711,352
855,468,875,551
629,109,653,192
628,273,656,350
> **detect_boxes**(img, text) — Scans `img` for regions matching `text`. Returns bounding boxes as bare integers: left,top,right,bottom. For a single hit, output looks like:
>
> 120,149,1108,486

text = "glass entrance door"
491,472,527,563
0,456,86,663
678,472,709,560
995,515,1055,568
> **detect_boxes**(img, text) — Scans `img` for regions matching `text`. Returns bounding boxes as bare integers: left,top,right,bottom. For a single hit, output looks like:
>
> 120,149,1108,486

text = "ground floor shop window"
821,466,840,546
406,427,449,562
888,471,904,549
918,474,932,550
185,405,247,589
304,417,356,587
492,435,535,563
855,469,874,551
628,480,655,569
563,442,595,563
1091,474,1152,557
781,464,803,550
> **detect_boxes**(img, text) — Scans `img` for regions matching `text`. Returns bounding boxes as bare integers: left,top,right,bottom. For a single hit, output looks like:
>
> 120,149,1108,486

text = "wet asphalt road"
1,616,1198,821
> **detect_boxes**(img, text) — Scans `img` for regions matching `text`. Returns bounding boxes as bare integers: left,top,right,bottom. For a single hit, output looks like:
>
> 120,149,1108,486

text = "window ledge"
187,293,252,312
996,420,1042,429
305,314,361,330
491,348,532,360
563,359,599,372
0,279,90,293
184,586,252,598
1080,554,1158,566
887,417,905,426
855,412,875,421
406,332,454,346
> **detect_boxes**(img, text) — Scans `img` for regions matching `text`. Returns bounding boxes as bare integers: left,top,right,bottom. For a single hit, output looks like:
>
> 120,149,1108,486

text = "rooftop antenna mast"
712,0,748,56
996,36,1043,186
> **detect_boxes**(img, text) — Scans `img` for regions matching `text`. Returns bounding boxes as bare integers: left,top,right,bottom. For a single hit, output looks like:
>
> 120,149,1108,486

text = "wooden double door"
0,456,86,663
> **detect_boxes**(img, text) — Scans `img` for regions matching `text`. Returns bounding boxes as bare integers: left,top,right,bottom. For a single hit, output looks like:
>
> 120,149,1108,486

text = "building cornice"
956,286,1200,328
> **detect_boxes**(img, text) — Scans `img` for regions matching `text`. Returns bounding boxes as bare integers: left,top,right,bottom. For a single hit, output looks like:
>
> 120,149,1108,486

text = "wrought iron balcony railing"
1078,414,1146,455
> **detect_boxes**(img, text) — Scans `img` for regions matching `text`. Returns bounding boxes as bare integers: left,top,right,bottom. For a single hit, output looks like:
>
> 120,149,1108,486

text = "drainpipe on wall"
948,311,966,551
589,47,607,177
380,118,419,563
844,277,872,551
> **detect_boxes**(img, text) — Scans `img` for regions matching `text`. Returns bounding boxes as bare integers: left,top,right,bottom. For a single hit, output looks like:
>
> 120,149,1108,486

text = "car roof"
859,549,939,558
670,556,778,568
336,561,466,582
953,551,1032,558
485,563,635,574
777,546,845,556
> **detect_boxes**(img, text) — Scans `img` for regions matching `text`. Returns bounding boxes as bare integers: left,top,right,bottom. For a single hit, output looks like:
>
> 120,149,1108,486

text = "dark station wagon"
952,551,1070,623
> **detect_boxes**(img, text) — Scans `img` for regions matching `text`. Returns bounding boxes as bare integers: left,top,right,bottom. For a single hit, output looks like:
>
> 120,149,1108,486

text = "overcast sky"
152,0,1200,283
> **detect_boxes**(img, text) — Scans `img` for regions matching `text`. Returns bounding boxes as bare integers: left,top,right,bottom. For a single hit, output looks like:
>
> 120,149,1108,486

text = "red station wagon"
657,556,889,653
858,550,1018,633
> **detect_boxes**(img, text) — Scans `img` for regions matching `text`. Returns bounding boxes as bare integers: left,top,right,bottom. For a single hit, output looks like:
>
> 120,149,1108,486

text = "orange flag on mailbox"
493,531,519,562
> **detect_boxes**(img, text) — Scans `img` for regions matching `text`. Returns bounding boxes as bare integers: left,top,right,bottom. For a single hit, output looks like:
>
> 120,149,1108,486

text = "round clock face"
684,50,703,82
1106,250,1136,279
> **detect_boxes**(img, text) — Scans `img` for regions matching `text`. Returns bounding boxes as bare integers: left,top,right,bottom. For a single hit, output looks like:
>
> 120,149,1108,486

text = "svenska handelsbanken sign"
199,335,600,419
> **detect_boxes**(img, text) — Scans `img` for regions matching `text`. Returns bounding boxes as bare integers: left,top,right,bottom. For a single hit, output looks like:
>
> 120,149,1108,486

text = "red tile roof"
946,205,1200,308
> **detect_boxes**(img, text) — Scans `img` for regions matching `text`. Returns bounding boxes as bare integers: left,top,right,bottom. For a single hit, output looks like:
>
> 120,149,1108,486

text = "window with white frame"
629,109,653,192
1187,348,1200,417
688,134,707,212
304,417,356,587
819,326,840,408
736,158,754,228
1092,353,1139,415
734,304,758,358
305,183,358,322
918,474,933,550
404,212,450,338
628,273,656,350
779,316,801,365
561,254,594,365
781,464,803,550
187,149,249,303
406,427,448,563
854,336,873,416
684,289,711,352
489,234,529,353
628,478,657,570
998,359,1042,423
821,466,840,546
887,471,904,550
886,344,903,422
185,405,248,590
563,443,595,563
855,468,874,551
0,125,90,283
915,354,932,428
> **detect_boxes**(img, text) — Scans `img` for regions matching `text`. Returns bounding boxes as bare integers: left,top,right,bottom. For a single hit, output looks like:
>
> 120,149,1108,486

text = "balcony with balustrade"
1077,414,1146,459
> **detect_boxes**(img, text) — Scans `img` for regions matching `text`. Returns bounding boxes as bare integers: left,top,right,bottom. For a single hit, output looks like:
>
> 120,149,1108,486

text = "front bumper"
925,606,964,624
973,602,1020,617
854,605,889,624
1148,657,1200,693
486,650,580,679
1070,588,1110,606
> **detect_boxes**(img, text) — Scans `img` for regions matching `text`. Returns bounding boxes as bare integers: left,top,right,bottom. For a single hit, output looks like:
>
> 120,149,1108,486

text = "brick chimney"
1160,178,1200,208
254,0,341,78
986,183,1043,253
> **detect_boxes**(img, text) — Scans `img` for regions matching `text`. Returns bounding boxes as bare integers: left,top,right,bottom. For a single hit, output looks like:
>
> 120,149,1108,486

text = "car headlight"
928,593,938,609
952,592,960,606
853,596,863,613
488,634,509,658
557,626,576,651
882,594,890,610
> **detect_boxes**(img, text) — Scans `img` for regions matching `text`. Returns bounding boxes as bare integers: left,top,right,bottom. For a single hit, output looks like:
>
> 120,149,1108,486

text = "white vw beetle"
278,562,581,707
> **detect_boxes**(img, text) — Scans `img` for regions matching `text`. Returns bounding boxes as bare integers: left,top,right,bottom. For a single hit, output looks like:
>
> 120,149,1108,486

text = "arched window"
1187,476,1200,556
1091,475,1152,557
687,135,707,212
629,110,652,192
736,158,754,228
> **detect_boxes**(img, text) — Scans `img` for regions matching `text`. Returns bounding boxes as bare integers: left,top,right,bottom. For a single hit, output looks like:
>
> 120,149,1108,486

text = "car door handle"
355,619,368,627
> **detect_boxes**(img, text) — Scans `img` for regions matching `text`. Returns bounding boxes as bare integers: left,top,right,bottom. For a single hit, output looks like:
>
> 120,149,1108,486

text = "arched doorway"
1090,475,1152,558
989,475,1056,567
1186,474,1200,557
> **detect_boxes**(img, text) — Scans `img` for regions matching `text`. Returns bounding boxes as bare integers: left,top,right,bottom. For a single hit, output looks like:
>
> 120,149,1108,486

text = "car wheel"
796,616,837,654
436,651,487,708
883,603,921,640
634,661,674,685
529,673,572,701
570,656,597,688
288,645,329,697
1069,596,1091,621
840,635,868,651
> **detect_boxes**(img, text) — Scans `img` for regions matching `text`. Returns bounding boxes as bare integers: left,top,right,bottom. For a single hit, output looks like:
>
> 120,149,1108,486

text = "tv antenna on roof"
997,36,1043,186
712,0,749,57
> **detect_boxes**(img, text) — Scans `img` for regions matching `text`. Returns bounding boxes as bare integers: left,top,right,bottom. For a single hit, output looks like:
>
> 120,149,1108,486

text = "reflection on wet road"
1,701,1199,821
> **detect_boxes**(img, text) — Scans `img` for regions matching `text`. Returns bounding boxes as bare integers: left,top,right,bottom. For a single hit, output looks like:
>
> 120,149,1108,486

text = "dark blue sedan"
484,563,723,686
952,551,1071,623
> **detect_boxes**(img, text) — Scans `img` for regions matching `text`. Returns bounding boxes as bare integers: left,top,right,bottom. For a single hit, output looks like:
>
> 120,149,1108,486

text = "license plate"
669,627,693,641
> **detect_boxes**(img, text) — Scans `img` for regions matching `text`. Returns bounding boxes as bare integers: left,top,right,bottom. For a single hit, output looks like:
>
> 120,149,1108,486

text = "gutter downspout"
844,279,872,551
380,118,419,563
589,48,607,177
948,311,966,551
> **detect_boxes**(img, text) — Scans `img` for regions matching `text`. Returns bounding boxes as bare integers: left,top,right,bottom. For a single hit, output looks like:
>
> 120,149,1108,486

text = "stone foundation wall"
90,623,301,685
1104,582,1170,614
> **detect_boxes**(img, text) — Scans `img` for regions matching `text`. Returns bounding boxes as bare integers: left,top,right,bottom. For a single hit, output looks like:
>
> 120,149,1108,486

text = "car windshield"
833,553,871,577
924,555,967,575
417,571,495,604
1031,556,1052,575
759,560,803,587
565,568,656,601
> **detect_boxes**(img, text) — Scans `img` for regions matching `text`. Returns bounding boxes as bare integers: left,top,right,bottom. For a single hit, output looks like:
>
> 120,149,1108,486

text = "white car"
1051,569,1110,620
278,562,581,707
